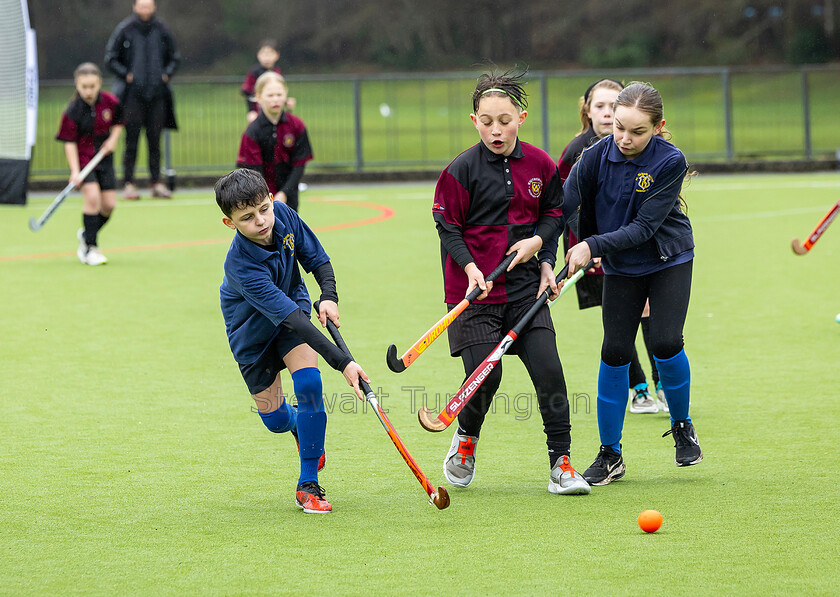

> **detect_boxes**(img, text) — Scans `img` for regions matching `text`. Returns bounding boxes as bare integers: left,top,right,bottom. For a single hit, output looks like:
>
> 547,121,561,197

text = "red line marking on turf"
0,197,395,263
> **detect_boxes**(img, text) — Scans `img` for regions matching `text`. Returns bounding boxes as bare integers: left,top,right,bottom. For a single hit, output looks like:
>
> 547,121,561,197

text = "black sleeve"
434,217,474,270
280,165,305,197
312,261,338,304
104,24,129,79
281,309,352,372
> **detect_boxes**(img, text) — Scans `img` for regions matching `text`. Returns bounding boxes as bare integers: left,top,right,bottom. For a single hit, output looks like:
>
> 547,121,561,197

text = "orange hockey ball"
638,509,663,533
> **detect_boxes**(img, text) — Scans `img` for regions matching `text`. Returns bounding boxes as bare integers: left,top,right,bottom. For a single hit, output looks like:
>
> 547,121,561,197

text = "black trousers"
122,90,167,184
456,328,571,456
601,260,693,366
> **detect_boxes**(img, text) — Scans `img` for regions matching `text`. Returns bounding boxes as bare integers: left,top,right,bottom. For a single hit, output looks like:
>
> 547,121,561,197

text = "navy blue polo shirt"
564,135,693,276
220,201,329,364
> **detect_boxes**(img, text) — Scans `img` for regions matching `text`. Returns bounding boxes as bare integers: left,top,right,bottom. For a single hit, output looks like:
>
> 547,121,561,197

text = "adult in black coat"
105,0,180,199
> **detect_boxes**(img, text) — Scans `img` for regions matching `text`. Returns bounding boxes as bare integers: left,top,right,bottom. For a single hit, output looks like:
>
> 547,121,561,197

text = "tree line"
34,0,839,80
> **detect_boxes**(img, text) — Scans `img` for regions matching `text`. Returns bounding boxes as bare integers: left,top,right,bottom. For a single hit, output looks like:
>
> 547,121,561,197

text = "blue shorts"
238,329,306,394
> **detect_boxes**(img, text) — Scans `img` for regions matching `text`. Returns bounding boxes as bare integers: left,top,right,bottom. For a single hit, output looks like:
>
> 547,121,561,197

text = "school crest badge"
102,109,112,123
527,177,543,198
283,133,295,149
635,172,653,192
282,233,295,251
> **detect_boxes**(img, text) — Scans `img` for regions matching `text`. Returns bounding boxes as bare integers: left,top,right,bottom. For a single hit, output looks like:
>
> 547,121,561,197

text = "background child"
555,78,666,414
432,69,590,496
561,82,701,485
216,168,368,514
55,62,123,266
241,39,296,122
236,72,311,212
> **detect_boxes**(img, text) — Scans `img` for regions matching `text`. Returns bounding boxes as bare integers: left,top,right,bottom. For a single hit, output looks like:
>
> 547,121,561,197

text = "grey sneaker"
655,382,669,413
629,384,658,414
548,455,591,495
76,229,88,264
443,430,478,488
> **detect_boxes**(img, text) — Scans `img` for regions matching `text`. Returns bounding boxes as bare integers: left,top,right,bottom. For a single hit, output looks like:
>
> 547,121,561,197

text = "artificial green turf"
1,174,839,594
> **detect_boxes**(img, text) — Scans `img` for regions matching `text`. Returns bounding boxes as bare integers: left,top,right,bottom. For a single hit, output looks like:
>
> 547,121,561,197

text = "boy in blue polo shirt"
216,168,368,513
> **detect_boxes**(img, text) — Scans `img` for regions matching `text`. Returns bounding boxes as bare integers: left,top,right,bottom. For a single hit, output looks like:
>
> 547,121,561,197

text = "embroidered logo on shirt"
528,177,543,198
281,233,295,251
283,133,295,148
635,172,653,192
102,109,112,123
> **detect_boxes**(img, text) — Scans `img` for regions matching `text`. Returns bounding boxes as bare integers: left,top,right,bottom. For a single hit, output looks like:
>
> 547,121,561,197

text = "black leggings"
456,328,571,454
601,260,692,367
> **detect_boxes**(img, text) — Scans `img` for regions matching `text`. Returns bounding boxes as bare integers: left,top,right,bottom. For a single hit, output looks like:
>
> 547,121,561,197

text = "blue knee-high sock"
293,367,325,485
258,400,297,433
598,360,630,453
653,348,691,425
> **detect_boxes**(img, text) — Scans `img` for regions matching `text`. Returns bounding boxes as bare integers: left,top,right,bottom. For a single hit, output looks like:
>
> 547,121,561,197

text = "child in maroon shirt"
56,63,123,266
236,72,311,212
432,70,590,496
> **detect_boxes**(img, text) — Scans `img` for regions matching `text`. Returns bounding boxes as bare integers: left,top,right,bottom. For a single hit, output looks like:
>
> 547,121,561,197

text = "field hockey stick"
791,199,840,255
417,260,594,432
386,251,518,373
29,147,109,232
314,302,450,510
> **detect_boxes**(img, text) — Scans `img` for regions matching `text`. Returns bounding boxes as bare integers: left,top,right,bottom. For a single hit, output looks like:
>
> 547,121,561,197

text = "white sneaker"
443,430,478,488
629,384,658,414
76,229,88,264
655,382,669,413
548,455,591,495
84,246,108,266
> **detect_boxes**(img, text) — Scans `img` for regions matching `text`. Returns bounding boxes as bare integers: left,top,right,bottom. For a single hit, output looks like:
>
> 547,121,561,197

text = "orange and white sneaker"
548,455,591,495
295,481,332,513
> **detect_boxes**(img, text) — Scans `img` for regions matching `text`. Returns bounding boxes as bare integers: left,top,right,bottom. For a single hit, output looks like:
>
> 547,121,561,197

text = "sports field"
1,173,838,594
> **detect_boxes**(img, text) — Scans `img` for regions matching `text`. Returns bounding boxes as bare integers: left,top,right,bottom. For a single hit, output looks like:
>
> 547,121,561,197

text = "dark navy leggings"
601,260,692,366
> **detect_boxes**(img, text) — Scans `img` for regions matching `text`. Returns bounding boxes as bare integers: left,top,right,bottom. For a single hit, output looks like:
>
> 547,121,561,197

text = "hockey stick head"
430,487,450,509
386,343,407,373
418,407,447,432
791,238,809,255
28,217,43,232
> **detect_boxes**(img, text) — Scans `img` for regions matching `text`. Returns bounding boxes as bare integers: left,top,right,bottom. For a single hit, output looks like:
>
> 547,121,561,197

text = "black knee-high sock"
83,214,99,247
640,317,659,384
97,213,110,232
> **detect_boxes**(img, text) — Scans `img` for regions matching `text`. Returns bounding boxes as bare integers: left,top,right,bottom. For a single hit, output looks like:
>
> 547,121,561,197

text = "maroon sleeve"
241,71,257,97
56,111,78,143
289,119,313,167
236,131,264,170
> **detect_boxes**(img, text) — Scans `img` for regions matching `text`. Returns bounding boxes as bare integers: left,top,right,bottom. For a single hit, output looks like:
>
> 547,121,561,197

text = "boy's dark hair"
215,168,270,217
472,68,528,113
258,38,279,52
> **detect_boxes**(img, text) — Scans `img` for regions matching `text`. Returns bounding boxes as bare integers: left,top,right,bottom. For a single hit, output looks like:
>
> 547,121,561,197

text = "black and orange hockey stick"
417,261,593,432
792,200,840,255
315,302,449,509
386,251,518,373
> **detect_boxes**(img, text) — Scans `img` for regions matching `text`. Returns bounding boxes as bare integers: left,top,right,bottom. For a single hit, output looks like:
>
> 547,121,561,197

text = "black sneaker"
663,420,703,466
582,445,626,486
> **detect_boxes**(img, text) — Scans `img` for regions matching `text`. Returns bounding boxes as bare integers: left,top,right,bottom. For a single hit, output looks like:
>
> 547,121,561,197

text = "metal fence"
32,65,840,180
